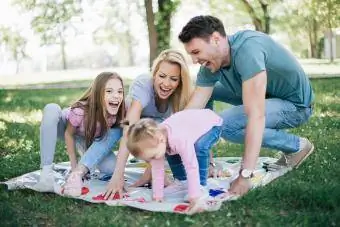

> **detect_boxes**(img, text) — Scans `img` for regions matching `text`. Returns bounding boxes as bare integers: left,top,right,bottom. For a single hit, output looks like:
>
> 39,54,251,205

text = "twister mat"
1,157,290,214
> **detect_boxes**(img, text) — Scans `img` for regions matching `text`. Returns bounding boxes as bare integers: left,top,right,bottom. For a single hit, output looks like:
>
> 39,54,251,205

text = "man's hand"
228,176,252,196
103,174,125,200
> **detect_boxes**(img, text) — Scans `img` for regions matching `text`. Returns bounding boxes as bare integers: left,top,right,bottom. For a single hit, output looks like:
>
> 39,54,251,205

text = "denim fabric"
207,85,312,153
166,126,222,185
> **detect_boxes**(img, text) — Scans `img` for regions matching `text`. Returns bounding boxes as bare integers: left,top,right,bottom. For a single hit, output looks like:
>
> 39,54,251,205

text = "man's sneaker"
63,164,88,197
33,164,55,192
267,138,314,170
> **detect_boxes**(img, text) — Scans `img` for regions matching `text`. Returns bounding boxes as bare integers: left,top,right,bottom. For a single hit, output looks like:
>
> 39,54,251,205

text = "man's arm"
185,86,214,109
228,70,267,196
242,71,267,170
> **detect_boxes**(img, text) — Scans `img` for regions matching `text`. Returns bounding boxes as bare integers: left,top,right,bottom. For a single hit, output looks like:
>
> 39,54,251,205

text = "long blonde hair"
71,72,126,148
126,118,160,157
151,49,192,113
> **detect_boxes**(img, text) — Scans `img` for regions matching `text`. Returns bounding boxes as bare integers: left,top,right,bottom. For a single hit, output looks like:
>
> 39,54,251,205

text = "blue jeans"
166,126,222,186
79,127,122,174
207,82,313,153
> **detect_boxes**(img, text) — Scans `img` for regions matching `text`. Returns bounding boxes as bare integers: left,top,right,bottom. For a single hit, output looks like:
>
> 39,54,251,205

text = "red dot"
173,204,189,212
81,187,89,195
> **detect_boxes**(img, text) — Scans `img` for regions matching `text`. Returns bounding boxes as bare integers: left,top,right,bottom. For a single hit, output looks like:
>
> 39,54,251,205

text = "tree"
276,0,339,60
276,0,322,58
13,0,83,70
92,0,137,66
208,0,277,34
0,26,28,74
144,0,180,66
316,0,340,62
239,0,271,33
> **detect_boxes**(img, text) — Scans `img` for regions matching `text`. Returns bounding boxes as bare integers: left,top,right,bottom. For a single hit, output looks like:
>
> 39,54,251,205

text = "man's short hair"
178,15,226,43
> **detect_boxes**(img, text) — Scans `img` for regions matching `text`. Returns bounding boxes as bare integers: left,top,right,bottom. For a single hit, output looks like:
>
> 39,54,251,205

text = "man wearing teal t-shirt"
179,15,314,196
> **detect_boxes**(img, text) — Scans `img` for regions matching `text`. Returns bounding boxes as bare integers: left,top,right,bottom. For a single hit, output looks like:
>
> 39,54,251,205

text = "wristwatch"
239,168,254,179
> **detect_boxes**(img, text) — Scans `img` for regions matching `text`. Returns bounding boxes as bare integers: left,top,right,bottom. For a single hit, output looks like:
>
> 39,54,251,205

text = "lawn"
0,78,339,226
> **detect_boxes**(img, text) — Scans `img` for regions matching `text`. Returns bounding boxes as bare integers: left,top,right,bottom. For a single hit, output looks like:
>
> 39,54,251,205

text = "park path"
1,62,340,90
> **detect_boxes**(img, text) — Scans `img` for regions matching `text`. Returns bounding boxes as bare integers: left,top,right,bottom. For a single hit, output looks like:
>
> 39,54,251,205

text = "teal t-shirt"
196,30,314,107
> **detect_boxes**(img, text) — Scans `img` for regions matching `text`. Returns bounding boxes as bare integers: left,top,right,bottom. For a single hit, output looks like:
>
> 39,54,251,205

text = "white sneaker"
33,164,55,192
63,164,88,197
164,179,188,195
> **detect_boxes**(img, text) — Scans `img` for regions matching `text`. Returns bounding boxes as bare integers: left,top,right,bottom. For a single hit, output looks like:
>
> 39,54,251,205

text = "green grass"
1,78,340,226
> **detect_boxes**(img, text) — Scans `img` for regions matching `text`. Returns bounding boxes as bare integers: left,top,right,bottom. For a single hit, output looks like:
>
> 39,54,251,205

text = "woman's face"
153,61,181,100
104,78,124,116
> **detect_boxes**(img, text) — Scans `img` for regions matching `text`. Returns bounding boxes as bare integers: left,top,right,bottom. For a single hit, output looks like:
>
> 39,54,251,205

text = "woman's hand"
103,173,125,200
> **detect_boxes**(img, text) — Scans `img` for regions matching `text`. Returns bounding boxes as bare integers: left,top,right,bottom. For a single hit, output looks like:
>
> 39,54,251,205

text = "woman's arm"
104,100,143,199
64,122,78,170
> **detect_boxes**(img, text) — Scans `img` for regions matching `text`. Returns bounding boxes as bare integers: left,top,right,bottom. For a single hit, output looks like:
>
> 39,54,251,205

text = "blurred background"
0,0,339,87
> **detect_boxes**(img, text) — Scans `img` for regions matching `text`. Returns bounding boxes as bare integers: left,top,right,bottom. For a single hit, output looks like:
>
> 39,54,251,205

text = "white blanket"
2,157,290,214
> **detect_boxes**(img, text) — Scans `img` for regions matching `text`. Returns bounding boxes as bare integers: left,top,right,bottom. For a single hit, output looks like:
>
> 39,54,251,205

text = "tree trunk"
156,0,172,53
328,28,334,62
240,0,264,32
126,3,134,66
59,29,67,70
15,53,20,74
259,0,270,34
326,1,334,63
144,0,158,67
126,32,134,66
311,19,318,58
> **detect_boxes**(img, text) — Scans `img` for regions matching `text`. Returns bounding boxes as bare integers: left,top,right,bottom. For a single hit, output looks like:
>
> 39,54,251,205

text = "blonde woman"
104,49,193,199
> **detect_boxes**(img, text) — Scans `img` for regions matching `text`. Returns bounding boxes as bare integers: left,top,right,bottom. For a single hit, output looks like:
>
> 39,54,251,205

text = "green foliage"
92,0,138,66
0,26,28,73
315,0,340,28
1,78,340,225
0,26,27,61
155,0,180,53
13,0,82,46
12,0,83,69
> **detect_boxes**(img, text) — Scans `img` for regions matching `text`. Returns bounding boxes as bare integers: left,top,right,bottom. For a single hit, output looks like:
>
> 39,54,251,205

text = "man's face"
183,36,222,73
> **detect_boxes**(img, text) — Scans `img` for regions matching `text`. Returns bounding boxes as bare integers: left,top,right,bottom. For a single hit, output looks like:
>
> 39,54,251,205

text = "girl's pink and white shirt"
150,109,223,200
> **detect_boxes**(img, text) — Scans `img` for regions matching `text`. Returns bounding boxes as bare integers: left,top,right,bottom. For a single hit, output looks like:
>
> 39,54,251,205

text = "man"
178,15,314,196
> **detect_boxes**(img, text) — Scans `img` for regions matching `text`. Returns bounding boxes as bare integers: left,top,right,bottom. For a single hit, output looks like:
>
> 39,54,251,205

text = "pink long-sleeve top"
150,109,223,200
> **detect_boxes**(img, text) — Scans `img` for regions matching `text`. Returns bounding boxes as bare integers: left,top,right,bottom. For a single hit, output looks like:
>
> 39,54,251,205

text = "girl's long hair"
151,49,192,113
71,72,126,148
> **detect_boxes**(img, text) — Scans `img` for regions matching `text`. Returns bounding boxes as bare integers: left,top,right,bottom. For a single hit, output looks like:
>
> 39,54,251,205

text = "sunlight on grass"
321,95,340,104
0,110,42,123
1,137,35,156
58,95,68,103
0,121,6,130
4,94,12,103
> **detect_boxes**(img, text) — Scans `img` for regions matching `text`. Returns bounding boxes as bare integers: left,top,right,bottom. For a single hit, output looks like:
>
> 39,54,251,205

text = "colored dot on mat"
209,189,225,197
81,187,89,195
173,204,189,212
92,194,106,201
